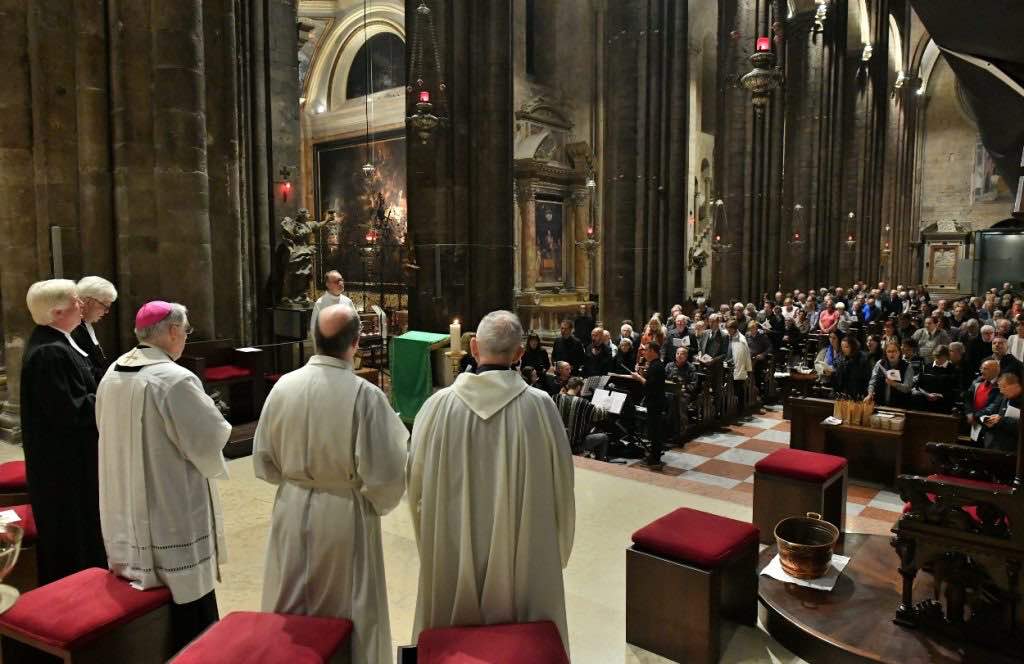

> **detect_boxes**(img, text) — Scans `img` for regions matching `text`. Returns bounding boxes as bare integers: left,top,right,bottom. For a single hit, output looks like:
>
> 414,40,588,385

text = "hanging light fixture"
407,0,447,144
844,212,858,248
360,0,375,177
711,200,734,253
787,204,805,246
814,0,829,33
740,35,783,113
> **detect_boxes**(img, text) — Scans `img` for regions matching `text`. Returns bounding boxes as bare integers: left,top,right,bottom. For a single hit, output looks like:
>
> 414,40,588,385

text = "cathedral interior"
0,0,1023,662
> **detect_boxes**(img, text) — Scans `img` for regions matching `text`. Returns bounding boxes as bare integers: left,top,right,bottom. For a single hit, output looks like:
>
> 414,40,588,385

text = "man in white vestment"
309,270,355,354
96,301,232,650
255,303,408,664
409,310,576,649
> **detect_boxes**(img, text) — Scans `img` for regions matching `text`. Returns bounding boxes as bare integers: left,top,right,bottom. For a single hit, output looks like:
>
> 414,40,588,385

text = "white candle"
450,319,462,354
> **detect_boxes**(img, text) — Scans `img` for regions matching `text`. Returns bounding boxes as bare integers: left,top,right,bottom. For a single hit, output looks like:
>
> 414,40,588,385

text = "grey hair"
76,276,118,303
476,310,524,359
135,303,188,343
949,341,966,353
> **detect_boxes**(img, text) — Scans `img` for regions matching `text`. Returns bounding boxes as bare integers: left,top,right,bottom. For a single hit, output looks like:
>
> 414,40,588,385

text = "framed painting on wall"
535,197,564,287
313,130,407,292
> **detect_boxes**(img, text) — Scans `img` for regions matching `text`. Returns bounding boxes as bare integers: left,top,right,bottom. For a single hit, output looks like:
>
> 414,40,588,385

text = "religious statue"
278,208,320,308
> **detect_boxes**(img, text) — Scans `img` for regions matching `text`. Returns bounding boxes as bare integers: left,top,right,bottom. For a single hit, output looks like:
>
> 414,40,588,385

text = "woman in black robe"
21,281,106,584
69,276,118,383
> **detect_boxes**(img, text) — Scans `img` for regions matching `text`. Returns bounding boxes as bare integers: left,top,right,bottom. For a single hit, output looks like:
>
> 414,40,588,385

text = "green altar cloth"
391,331,450,423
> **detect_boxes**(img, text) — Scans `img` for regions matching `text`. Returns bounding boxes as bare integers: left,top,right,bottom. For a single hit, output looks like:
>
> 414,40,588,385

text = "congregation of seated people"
491,281,1024,465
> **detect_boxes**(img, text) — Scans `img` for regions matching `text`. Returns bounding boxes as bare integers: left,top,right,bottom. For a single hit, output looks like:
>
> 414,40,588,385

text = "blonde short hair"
77,276,118,303
26,279,78,326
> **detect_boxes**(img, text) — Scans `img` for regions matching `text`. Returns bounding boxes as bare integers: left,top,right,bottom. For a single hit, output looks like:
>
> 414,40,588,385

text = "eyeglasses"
173,323,195,337
86,297,112,312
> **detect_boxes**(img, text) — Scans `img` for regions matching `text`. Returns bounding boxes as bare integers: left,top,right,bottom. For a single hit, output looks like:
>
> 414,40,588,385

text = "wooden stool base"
626,543,757,664
753,469,847,545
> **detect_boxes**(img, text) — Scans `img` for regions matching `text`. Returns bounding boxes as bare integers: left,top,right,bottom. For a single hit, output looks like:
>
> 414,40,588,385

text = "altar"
512,96,599,338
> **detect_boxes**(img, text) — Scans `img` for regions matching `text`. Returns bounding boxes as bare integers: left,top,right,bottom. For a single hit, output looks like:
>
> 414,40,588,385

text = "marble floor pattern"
0,402,905,663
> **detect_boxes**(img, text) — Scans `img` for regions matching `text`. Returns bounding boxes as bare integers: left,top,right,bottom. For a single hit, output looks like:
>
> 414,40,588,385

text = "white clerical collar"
933,360,948,368
52,326,88,357
85,321,99,346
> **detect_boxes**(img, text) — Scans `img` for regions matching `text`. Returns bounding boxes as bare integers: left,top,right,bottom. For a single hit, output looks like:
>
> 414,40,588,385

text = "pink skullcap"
135,300,173,329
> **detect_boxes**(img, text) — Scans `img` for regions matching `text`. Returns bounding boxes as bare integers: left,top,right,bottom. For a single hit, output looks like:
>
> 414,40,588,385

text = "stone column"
110,0,160,340
571,189,589,294
407,0,515,332
75,0,117,351
602,0,689,325
151,0,215,338
0,0,39,443
520,181,538,292
29,0,82,279
204,0,244,342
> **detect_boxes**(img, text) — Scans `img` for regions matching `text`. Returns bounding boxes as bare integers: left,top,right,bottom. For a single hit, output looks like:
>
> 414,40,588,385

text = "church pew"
787,396,960,482
178,339,266,423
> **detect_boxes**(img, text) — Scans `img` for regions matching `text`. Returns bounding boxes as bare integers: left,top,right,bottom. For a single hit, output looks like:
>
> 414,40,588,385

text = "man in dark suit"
988,336,1024,380
632,342,668,468
21,279,107,583
663,315,695,363
583,327,615,377
980,372,1022,452
965,360,1002,441
551,320,586,374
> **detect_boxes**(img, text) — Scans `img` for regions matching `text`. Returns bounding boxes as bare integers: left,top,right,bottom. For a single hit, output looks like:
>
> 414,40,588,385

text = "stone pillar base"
0,401,21,446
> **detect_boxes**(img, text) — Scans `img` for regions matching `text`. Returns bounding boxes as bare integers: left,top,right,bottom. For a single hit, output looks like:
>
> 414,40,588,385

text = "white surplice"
254,355,408,664
308,292,355,353
96,345,232,604
408,369,575,649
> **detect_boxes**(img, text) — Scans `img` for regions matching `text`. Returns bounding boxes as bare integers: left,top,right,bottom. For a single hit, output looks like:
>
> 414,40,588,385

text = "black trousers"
171,590,219,653
646,407,666,464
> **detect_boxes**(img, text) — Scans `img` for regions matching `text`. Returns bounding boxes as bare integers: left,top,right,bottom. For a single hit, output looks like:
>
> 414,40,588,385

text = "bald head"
315,303,361,359
981,359,1000,381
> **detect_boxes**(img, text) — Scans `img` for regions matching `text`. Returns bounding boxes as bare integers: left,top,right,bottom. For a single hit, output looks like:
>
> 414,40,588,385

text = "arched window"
346,33,406,99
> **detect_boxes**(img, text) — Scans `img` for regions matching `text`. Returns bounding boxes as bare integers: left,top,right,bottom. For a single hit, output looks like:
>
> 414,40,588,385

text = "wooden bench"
787,396,959,484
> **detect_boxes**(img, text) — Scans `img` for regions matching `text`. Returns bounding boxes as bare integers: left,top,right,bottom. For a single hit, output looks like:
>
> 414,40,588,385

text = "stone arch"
345,32,406,100
302,2,405,115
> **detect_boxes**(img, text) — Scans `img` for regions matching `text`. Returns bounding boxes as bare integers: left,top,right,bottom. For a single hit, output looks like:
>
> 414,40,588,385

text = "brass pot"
775,512,839,580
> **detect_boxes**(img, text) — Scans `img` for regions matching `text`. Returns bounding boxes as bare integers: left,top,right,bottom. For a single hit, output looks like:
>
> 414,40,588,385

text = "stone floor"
0,403,905,662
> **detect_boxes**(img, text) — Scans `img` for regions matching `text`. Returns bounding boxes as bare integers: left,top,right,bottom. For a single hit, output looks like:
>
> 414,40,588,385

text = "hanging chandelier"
844,212,858,248
740,37,783,112
711,200,734,253
787,204,806,247
361,0,376,177
407,0,447,144
814,0,829,33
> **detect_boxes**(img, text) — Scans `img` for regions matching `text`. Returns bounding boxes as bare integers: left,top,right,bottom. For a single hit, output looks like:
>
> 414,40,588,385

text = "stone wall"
0,0,301,442
918,56,1011,231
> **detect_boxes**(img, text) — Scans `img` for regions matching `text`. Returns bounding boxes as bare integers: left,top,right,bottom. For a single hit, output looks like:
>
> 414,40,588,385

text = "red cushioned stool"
753,447,847,545
4,504,38,593
627,508,759,664
0,461,29,508
0,567,174,663
397,621,568,664
171,611,353,664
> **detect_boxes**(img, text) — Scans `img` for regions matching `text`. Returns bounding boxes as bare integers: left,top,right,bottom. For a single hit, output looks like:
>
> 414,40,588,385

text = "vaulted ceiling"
911,0,1024,190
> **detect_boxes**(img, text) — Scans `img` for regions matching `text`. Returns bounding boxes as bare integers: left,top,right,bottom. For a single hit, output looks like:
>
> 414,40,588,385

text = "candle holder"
445,350,467,385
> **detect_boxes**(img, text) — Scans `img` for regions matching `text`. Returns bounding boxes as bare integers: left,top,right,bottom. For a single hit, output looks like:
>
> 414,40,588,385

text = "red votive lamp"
587,226,594,237
756,37,771,52
419,90,430,103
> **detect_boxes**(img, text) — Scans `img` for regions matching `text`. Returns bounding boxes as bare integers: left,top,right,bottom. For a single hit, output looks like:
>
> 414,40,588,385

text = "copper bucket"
774,512,839,579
